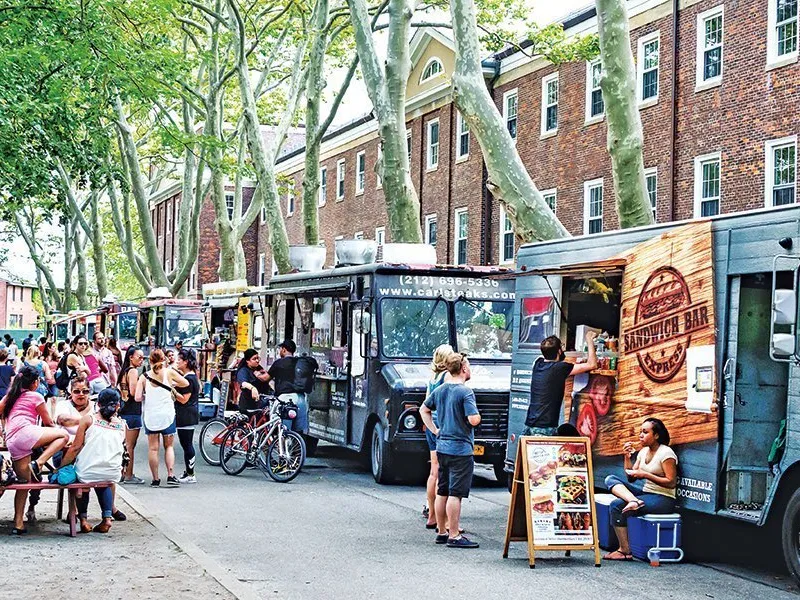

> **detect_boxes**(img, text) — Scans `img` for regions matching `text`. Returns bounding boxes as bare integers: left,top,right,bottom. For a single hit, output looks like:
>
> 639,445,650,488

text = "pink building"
0,275,39,329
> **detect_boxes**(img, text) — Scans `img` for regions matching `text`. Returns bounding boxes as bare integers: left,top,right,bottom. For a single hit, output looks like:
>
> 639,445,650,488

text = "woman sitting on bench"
603,418,678,561
0,365,69,534
60,388,126,534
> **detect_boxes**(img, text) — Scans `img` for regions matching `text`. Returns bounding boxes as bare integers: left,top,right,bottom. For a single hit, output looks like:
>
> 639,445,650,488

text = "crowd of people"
0,331,201,535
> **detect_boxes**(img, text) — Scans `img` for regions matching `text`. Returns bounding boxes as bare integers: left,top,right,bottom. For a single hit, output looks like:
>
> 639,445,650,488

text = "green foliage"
98,198,146,301
526,23,600,64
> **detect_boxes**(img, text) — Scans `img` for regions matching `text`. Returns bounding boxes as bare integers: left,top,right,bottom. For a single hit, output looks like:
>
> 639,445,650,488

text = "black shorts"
436,453,474,499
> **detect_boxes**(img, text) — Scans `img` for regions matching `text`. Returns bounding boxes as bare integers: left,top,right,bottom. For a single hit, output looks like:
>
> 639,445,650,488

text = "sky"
3,0,591,286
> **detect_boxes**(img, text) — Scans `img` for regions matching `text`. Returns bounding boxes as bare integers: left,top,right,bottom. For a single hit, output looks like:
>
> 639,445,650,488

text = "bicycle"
198,400,271,466
218,396,306,483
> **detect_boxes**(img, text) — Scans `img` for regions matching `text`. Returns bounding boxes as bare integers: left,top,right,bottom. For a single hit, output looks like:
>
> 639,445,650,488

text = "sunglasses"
72,389,90,395
77,342,88,346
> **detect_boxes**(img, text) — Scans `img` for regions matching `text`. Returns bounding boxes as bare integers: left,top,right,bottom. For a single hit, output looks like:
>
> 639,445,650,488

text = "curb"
116,486,258,600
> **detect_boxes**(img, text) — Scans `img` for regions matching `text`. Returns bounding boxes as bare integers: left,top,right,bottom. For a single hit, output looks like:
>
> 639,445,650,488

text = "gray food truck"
258,248,515,483
505,207,800,583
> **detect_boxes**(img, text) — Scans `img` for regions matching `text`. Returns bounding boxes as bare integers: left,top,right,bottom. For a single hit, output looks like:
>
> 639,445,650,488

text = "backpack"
54,352,74,391
293,355,318,393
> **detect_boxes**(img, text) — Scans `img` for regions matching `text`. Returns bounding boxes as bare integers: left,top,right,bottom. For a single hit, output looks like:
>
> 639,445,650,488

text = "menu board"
503,436,600,568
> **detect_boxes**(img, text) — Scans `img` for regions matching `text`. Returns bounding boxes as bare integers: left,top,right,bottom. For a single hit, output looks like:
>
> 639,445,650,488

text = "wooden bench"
1,481,114,537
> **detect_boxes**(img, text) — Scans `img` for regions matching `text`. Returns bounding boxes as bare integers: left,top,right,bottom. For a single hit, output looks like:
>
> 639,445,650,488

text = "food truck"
136,288,204,353
52,310,98,344
97,300,138,351
258,242,515,483
505,208,800,582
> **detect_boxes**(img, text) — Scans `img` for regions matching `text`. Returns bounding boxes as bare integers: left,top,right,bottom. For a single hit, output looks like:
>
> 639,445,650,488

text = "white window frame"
354,231,364,240
225,193,235,220
420,57,444,83
696,6,724,90
765,136,798,207
455,112,469,161
585,59,604,124
540,73,559,137
375,227,385,246
258,253,266,286
336,159,346,201
645,167,658,222
583,178,604,235
426,118,440,171
499,207,515,265
453,208,468,265
693,152,722,218
637,31,660,107
503,89,518,142
286,182,294,216
376,147,383,189
356,151,366,195
260,204,267,224
767,0,799,68
424,214,438,246
541,188,557,213
406,129,412,163
319,166,327,207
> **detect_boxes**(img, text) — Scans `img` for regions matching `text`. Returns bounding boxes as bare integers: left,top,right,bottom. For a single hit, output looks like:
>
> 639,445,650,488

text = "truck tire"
303,435,319,458
782,487,800,586
370,422,397,484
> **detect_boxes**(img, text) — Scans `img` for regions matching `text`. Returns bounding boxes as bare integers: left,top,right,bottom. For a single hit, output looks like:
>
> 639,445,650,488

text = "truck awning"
492,257,627,279
256,282,351,298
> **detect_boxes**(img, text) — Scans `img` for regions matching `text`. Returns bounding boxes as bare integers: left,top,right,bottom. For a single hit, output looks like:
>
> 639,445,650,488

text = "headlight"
403,414,418,430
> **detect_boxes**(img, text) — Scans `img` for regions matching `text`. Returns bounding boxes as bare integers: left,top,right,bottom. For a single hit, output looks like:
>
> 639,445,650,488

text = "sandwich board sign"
503,436,601,568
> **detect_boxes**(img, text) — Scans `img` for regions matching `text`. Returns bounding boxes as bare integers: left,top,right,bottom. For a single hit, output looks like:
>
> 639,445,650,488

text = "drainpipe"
482,58,502,265
446,104,455,264
668,0,679,222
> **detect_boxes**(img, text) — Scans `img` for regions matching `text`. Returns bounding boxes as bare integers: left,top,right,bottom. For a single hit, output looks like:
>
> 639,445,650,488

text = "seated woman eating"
603,417,678,561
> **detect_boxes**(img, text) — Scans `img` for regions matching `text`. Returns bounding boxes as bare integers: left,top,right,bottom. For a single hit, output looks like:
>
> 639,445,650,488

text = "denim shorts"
436,453,474,499
121,414,143,430
145,419,177,436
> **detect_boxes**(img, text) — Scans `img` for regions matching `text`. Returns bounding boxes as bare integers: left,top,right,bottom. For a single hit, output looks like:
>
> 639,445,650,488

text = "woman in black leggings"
174,349,200,484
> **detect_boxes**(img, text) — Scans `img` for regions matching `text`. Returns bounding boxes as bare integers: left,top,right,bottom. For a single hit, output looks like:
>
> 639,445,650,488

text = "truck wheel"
303,435,319,458
370,422,396,484
782,487,800,586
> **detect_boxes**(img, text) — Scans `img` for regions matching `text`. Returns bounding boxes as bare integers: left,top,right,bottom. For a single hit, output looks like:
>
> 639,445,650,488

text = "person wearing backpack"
55,336,91,392
263,339,312,435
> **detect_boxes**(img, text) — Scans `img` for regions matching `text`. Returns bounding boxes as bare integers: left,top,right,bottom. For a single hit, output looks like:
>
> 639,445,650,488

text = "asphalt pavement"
117,435,800,600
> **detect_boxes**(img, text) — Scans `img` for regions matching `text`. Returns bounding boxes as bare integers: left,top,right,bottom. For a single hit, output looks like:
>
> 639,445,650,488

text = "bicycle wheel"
260,430,306,483
219,426,251,476
199,418,227,466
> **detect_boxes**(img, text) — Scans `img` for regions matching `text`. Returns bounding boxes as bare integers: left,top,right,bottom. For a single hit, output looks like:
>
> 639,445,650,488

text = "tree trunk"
596,0,654,228
13,210,65,313
347,0,422,243
89,192,109,300
449,0,568,242
63,218,73,311
73,225,90,309
107,177,152,291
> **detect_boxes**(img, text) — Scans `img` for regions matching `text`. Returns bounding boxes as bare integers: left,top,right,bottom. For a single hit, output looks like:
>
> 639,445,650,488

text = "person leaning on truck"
523,331,598,436
262,339,310,435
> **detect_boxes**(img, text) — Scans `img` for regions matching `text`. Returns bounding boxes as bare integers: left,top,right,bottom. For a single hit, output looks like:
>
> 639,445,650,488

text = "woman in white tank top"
134,349,189,487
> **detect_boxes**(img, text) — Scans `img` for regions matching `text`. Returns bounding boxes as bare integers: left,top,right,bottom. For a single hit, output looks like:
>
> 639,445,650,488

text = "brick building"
0,273,39,329
160,0,800,288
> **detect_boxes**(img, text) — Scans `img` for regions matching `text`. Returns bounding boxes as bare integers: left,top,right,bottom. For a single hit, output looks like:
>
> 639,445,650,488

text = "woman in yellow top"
603,418,678,561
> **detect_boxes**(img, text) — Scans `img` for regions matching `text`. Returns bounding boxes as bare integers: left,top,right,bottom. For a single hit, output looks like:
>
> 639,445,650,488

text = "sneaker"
446,536,479,549
25,509,36,523
435,533,449,544
166,476,180,487
29,461,42,483
122,475,145,485
178,473,197,484
150,479,161,487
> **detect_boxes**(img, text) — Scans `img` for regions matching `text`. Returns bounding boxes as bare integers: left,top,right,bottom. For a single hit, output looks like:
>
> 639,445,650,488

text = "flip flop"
621,500,645,514
603,550,633,561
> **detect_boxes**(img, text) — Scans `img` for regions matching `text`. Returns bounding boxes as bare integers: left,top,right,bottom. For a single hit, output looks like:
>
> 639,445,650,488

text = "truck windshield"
165,307,203,347
117,312,137,341
455,299,514,359
381,298,449,358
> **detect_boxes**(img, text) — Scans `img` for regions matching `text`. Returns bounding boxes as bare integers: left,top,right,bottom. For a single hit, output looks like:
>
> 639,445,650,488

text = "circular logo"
632,266,692,383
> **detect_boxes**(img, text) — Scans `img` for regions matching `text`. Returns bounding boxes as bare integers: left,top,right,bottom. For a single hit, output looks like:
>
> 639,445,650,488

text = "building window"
189,269,197,292
420,57,444,82
542,188,557,212
406,130,412,163
637,32,660,104
376,147,383,189
258,253,266,286
337,159,345,200
424,214,438,247
645,167,658,222
319,167,327,206
456,112,469,159
584,179,604,235
454,208,468,265
697,7,724,87
354,231,364,240
260,204,266,224
503,89,518,141
766,137,797,206
225,193,235,220
375,226,385,261
586,60,604,121
694,153,722,217
499,208,515,264
541,73,558,134
356,151,366,195
427,119,440,170
768,0,799,65
286,183,295,216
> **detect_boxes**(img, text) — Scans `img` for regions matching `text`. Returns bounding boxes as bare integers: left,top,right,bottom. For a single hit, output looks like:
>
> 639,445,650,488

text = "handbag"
48,464,78,486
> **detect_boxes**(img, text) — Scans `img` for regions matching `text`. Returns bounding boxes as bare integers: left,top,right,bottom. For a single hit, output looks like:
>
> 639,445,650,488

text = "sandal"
621,499,645,513
603,550,633,561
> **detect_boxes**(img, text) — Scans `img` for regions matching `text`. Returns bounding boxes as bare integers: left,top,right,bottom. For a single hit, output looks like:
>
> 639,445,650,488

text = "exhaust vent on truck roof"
335,239,377,266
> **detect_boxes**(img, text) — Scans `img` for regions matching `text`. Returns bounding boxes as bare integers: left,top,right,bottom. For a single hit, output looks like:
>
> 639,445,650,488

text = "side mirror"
771,255,800,362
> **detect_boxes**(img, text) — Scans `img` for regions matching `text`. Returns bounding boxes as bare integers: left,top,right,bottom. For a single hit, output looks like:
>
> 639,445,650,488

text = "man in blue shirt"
421,352,481,549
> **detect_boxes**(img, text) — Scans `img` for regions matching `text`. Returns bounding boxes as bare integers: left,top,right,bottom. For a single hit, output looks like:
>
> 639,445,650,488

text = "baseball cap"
278,339,297,353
